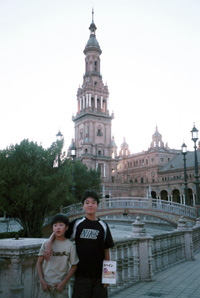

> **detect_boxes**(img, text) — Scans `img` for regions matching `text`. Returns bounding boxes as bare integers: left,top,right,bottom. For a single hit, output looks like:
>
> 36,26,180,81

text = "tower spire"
92,7,94,23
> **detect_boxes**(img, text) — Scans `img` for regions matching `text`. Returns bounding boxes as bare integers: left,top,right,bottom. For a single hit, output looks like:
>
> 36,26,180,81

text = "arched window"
94,61,98,71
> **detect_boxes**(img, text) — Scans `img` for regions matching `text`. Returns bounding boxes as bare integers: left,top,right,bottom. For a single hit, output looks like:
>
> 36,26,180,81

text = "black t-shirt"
65,217,114,278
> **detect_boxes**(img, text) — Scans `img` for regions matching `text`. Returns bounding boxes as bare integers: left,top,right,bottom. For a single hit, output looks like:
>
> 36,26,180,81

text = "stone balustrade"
1,217,200,297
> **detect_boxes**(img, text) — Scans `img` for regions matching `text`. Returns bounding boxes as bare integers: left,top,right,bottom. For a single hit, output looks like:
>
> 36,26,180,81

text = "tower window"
94,81,97,86
97,128,103,136
94,61,98,71
98,150,101,156
80,130,83,139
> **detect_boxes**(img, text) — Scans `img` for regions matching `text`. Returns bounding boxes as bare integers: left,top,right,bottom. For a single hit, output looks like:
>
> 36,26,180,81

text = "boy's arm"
55,264,77,293
104,248,110,261
43,232,55,261
36,256,51,291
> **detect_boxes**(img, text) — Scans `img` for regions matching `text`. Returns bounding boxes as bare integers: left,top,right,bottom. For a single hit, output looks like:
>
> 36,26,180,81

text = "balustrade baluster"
108,246,117,294
10,258,24,298
123,243,129,283
128,241,134,282
133,240,140,282
148,239,154,280
116,244,123,288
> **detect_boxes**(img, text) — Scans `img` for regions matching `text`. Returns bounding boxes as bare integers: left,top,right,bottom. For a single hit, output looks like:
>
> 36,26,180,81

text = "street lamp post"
191,124,200,206
70,140,76,197
181,143,188,205
56,130,64,167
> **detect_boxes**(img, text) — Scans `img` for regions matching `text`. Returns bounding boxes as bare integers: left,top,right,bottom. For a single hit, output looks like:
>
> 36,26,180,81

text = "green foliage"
73,160,102,201
0,139,102,237
0,139,72,237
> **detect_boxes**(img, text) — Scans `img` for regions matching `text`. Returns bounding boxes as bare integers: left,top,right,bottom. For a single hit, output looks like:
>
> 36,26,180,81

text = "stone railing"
60,198,196,220
1,217,200,297
0,238,45,298
108,216,200,296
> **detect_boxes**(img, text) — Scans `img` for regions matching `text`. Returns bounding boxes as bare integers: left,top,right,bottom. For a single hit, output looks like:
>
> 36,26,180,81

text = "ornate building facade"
72,14,200,205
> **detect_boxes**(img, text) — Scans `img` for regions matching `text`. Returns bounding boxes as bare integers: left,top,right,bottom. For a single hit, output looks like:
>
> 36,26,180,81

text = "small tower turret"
119,138,130,156
150,126,164,148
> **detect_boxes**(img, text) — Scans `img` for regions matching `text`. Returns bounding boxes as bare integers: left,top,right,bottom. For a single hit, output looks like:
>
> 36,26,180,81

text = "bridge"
61,197,197,226
43,197,198,238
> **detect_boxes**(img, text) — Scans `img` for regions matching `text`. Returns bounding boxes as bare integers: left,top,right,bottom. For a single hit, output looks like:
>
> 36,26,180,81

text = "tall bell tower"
72,11,117,183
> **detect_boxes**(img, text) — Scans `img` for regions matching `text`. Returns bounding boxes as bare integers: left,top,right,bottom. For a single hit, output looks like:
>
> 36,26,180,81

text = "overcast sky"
1,0,200,153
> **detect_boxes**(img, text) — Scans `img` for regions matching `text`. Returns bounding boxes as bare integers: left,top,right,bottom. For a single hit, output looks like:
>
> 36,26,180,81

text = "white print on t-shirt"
80,229,99,239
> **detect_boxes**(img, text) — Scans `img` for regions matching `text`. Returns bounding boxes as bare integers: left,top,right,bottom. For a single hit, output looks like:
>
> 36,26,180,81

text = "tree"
0,139,72,237
72,160,102,202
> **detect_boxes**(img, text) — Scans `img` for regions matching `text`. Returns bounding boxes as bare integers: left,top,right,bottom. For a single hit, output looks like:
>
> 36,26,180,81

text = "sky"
1,0,200,154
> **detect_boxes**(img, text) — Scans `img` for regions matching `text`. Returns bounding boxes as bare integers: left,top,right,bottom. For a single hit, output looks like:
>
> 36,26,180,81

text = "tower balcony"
72,108,114,121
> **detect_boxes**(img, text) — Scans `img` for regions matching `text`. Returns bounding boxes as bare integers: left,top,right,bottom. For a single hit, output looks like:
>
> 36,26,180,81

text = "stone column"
101,96,103,109
132,217,154,281
95,95,97,109
89,94,91,107
10,258,24,298
86,94,89,108
193,193,196,205
103,163,106,177
107,97,109,110
177,216,194,261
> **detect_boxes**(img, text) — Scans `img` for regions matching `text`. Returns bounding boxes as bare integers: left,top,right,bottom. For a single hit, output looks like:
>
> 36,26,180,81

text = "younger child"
37,214,79,298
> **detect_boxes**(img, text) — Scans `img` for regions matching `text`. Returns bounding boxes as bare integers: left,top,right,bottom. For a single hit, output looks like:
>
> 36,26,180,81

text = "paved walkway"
110,251,200,298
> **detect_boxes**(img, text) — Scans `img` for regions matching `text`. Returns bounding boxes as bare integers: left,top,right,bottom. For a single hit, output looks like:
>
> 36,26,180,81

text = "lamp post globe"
191,124,199,143
56,130,63,142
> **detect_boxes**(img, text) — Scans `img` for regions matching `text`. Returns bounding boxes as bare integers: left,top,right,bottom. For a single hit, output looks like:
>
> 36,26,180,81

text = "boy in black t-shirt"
45,190,114,298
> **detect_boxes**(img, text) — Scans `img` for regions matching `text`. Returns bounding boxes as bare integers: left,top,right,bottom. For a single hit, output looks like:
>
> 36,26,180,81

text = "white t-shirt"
38,239,79,285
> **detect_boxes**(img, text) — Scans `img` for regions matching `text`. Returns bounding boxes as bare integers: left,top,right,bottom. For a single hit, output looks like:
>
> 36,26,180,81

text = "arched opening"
161,190,168,201
151,191,156,199
172,189,180,203
94,61,98,71
188,188,193,206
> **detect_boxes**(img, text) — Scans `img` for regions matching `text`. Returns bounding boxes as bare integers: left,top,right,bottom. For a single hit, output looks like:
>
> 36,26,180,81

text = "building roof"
160,150,200,172
84,15,102,54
